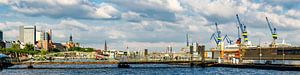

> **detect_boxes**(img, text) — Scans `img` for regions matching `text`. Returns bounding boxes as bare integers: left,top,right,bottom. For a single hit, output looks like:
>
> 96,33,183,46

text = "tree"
40,49,48,55
51,48,61,52
24,44,34,51
68,47,94,52
84,48,94,52
11,44,20,50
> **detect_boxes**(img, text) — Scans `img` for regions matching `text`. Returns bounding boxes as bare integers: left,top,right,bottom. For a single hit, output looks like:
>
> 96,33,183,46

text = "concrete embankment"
209,63,300,71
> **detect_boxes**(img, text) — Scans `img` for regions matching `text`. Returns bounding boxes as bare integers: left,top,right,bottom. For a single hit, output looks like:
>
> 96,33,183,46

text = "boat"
0,54,14,69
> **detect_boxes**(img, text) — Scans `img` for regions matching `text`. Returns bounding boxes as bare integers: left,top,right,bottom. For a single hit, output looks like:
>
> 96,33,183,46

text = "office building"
19,26,36,45
36,30,43,42
36,29,54,51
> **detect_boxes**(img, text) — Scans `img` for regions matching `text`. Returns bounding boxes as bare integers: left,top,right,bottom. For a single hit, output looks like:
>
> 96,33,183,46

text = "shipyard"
1,0,300,75
0,14,299,71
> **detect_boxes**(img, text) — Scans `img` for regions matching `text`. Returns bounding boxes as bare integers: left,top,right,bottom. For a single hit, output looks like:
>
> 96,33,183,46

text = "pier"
9,59,216,68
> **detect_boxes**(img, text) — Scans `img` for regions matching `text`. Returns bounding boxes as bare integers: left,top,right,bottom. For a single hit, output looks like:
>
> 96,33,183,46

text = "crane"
236,14,249,44
210,33,218,45
210,22,222,45
236,22,241,44
223,35,233,45
265,17,278,46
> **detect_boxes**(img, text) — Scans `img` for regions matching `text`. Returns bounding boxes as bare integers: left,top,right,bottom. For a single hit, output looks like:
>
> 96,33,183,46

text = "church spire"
69,34,73,42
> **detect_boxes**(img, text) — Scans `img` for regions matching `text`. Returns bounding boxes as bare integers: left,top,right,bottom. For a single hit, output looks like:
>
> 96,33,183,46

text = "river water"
1,64,300,75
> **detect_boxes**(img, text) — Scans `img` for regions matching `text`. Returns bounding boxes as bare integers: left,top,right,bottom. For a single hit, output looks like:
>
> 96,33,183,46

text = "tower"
186,33,189,46
104,40,107,51
0,30,3,41
69,34,73,42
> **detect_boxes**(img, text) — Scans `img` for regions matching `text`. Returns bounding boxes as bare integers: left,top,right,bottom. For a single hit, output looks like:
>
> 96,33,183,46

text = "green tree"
51,48,61,52
68,47,94,52
40,49,48,55
24,44,34,51
83,48,94,52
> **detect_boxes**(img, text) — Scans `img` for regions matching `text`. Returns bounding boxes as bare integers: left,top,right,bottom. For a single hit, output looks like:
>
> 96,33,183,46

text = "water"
1,64,300,75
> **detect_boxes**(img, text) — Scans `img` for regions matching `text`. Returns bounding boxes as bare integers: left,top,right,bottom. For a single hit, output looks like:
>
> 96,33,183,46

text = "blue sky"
0,0,300,51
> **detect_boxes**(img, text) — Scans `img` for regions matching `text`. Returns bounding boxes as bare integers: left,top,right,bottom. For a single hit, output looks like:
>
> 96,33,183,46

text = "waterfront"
1,64,300,75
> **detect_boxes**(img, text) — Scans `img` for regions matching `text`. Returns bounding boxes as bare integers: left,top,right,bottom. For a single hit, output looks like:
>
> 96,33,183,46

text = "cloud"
107,30,126,39
0,0,9,5
6,0,119,19
121,11,143,22
108,0,183,12
94,3,119,19
0,21,27,40
56,19,91,31
181,0,238,18
255,0,300,10
2,0,300,50
286,9,300,19
106,0,183,22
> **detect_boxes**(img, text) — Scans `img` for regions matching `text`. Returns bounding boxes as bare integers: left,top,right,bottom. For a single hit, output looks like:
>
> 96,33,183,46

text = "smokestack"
186,33,189,46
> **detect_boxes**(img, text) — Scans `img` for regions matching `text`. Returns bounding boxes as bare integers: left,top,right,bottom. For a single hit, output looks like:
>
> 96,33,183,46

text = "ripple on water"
1,64,300,75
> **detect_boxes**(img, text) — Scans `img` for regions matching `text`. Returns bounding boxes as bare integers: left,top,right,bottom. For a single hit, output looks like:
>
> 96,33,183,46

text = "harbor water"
1,64,300,75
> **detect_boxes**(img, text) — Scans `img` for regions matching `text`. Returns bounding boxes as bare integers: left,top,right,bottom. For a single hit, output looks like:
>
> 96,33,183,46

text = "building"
35,30,43,42
36,29,54,51
0,31,4,48
53,43,66,51
19,26,36,45
0,30,3,41
65,35,78,50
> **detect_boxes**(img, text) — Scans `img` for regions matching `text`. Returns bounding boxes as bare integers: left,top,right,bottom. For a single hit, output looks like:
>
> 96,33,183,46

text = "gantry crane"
235,22,242,44
236,14,249,44
223,35,233,45
265,17,278,47
210,22,222,46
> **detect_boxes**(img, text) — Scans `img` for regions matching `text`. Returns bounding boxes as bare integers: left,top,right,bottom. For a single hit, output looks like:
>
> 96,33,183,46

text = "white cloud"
286,9,300,19
181,0,237,18
3,0,300,50
107,30,126,39
7,0,119,19
0,0,9,4
109,0,183,12
94,3,119,19
121,11,143,22
106,0,183,21
57,19,90,31
0,21,27,40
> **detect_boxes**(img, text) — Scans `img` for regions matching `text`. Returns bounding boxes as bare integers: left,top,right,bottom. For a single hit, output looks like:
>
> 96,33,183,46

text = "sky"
0,0,300,52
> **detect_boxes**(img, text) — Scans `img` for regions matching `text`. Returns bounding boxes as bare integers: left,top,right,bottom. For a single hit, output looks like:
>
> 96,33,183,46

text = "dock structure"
9,59,217,68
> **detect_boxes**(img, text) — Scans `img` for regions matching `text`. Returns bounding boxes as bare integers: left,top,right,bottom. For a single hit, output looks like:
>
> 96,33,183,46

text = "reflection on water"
1,64,300,75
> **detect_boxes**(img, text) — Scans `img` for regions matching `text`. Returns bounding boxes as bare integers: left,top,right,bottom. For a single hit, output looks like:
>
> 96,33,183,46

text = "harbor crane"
210,22,222,46
265,17,278,47
236,22,241,44
223,35,233,45
236,14,249,44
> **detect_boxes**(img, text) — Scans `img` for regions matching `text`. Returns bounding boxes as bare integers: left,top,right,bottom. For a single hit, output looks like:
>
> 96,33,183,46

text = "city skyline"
0,0,300,51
